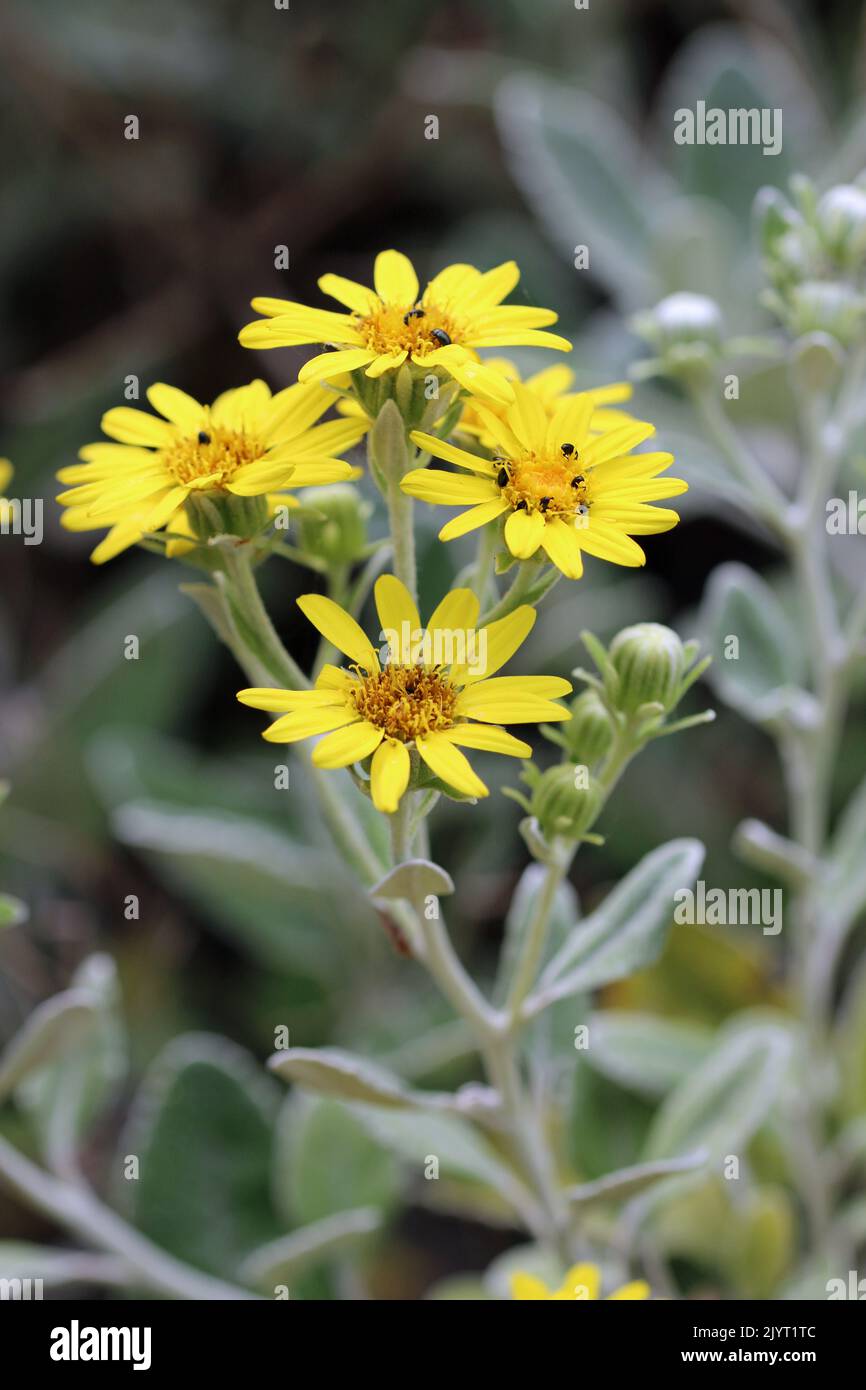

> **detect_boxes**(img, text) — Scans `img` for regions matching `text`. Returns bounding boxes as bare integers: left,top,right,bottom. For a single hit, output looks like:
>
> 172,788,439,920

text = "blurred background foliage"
1,0,865,1298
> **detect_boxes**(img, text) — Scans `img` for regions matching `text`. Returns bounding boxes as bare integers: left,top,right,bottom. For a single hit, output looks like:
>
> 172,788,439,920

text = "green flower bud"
816,185,866,268
787,280,866,347
608,622,685,715
563,689,615,764
631,293,723,384
531,764,602,841
351,360,454,431
297,484,369,566
185,489,269,542
650,292,723,350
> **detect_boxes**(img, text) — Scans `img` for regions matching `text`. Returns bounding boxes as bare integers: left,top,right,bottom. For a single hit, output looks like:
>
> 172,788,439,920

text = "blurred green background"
1,0,865,1298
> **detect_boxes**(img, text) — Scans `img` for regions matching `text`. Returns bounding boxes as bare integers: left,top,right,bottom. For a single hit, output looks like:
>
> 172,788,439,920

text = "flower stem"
0,1134,257,1300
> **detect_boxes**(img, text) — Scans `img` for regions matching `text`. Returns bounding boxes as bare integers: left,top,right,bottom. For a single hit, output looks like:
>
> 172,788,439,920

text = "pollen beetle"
430,328,451,346
560,442,575,457
197,431,211,445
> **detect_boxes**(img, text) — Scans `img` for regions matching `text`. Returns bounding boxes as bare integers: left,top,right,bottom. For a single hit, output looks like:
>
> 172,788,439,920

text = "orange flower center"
498,448,591,521
163,427,263,489
357,302,461,359
350,664,457,740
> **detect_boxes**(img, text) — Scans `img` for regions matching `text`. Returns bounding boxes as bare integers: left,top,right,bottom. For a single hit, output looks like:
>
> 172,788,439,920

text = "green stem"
384,465,417,604
480,560,559,626
0,1135,257,1300
470,521,499,607
506,843,571,1014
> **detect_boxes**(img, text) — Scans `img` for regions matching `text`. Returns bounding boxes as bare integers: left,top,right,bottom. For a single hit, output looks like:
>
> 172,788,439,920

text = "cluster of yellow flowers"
57,250,686,812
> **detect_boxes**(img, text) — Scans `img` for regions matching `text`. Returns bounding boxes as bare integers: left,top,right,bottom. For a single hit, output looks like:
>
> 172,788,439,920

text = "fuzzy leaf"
528,839,705,1012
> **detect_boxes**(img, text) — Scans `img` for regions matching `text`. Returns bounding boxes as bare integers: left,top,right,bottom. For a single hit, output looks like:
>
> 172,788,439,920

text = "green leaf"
494,861,578,1006
0,1242,126,1291
347,1104,536,1225
0,893,28,929
275,1095,400,1228
495,75,668,308
0,989,96,1103
122,1033,281,1278
566,1150,708,1208
528,839,705,1012
110,797,376,980
827,774,866,930
838,957,866,1122
238,1208,380,1292
585,1010,713,1099
644,1020,792,1162
269,1047,413,1108
701,564,806,724
370,859,455,905
14,954,126,1170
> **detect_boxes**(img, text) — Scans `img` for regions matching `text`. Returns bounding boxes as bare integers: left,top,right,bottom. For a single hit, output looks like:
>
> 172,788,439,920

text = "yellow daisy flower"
458,359,644,445
238,250,572,406
404,383,687,580
56,380,369,564
237,575,572,813
511,1262,650,1301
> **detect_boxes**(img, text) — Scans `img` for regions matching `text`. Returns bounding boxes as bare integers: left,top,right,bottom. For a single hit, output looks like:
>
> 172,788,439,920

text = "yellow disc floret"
350,664,458,741
163,426,264,490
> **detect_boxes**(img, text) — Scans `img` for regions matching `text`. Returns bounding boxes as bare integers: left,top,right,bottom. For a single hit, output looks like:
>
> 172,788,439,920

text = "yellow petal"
369,738,411,812
463,260,521,309
576,524,646,567
409,432,497,476
440,725,531,757
257,381,333,443
608,1280,650,1301
297,593,379,670
263,706,359,743
312,720,384,769
364,349,408,377
146,384,207,431
443,354,515,405
560,1263,601,1300
504,507,544,560
318,273,378,314
101,407,176,448
374,576,421,660
237,688,343,712
427,587,480,635
539,517,584,579
510,1272,551,1301
90,520,145,564
400,469,499,506
297,348,378,382
506,382,549,451
416,733,488,799
582,421,656,466
373,250,419,305
438,498,509,541
451,605,535,685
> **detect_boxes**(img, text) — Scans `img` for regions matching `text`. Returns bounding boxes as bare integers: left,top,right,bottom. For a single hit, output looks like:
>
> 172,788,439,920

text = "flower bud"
185,489,269,542
531,764,602,841
631,293,723,384
608,622,685,715
816,184,866,268
352,359,453,430
297,484,369,566
563,689,615,765
786,280,866,347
